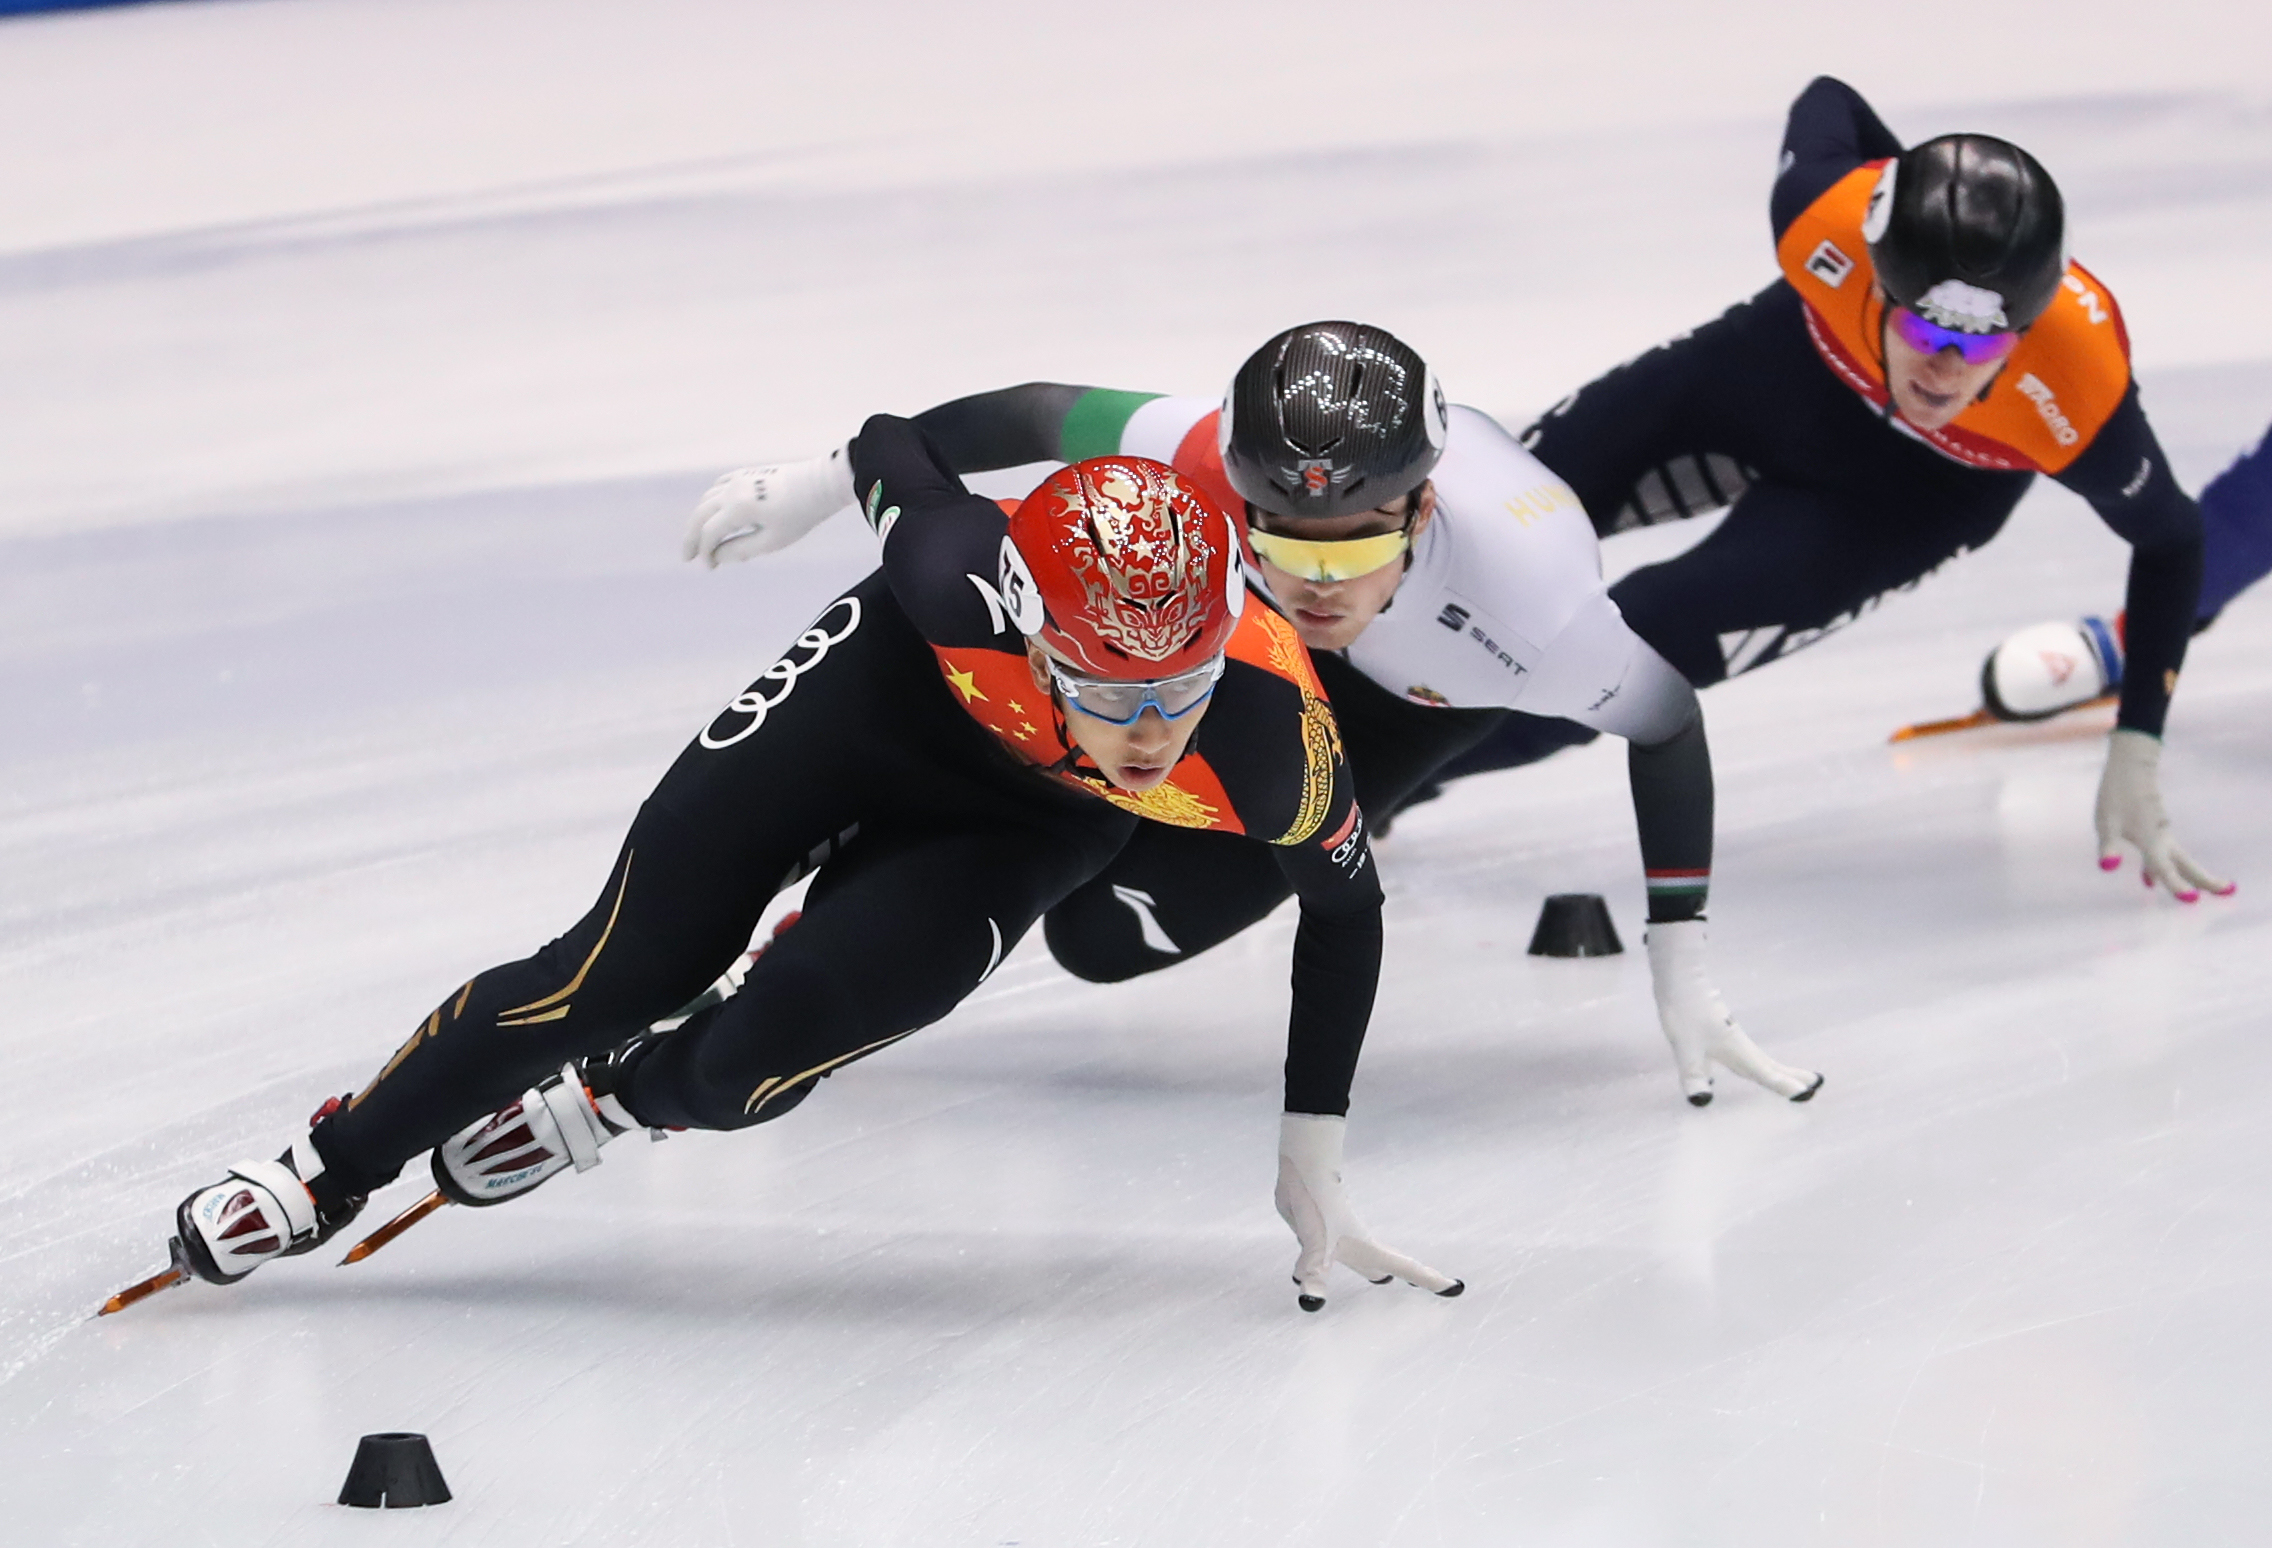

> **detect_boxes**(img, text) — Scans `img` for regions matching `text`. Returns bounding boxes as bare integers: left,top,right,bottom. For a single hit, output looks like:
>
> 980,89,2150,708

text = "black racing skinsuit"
310,417,1383,1209
1445,75,2205,779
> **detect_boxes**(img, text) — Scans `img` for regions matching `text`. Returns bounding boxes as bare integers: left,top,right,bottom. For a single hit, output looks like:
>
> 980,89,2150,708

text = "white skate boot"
431,1061,649,1206
1981,616,2122,721
175,1112,365,1285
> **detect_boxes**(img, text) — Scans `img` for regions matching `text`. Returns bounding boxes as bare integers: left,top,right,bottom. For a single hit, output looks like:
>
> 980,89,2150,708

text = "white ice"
4,2,2272,1544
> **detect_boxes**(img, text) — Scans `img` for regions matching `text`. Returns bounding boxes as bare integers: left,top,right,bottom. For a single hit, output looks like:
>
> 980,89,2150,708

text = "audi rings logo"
700,597,862,749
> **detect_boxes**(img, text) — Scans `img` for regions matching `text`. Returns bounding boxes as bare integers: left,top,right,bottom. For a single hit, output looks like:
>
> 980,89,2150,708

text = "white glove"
1645,919,1822,1106
683,448,856,567
1273,1113,1462,1313
2094,728,2233,902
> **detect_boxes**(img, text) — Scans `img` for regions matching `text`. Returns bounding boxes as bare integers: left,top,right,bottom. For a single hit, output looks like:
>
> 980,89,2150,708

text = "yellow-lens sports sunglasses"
1244,525,1411,583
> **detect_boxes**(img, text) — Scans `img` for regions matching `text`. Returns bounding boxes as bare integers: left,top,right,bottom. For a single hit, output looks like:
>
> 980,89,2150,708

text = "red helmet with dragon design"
1002,456,1244,679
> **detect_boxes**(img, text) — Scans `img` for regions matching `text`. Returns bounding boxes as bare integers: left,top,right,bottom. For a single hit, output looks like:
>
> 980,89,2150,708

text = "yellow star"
943,663,986,703
1007,699,1025,715
1018,721,1037,738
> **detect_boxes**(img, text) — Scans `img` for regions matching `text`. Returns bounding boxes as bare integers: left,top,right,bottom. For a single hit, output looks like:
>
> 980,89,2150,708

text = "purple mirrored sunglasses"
1888,306,2021,365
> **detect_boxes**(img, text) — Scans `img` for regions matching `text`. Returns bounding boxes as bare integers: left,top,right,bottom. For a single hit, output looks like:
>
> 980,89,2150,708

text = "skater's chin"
1894,380,1966,430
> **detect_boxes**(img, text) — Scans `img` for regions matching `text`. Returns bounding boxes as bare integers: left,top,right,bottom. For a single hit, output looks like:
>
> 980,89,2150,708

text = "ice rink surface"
4,2,2272,1544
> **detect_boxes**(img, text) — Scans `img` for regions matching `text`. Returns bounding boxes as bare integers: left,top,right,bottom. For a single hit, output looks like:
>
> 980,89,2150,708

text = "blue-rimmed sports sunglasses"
1046,654,1225,725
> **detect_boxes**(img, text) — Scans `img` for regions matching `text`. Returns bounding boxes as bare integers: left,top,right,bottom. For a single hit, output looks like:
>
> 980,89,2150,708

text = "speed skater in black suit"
128,420,1459,1318
1440,76,2231,902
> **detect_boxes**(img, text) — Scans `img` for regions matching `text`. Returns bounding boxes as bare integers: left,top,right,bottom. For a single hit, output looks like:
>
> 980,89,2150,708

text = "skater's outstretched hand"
1646,920,1823,1106
2095,728,2234,902
1273,1114,1462,1312
683,449,855,567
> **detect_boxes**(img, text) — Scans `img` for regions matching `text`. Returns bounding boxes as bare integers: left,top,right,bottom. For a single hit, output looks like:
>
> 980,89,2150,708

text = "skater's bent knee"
1042,911,1161,984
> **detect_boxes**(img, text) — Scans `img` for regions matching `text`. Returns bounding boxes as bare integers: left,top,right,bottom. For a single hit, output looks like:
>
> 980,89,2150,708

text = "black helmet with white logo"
1866,133,2066,333
1221,321,1449,521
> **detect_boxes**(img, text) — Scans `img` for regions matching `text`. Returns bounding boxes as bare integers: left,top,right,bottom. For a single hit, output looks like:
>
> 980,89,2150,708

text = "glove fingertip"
2099,855,2121,872
1436,1279,1466,1299
1298,1293,1325,1313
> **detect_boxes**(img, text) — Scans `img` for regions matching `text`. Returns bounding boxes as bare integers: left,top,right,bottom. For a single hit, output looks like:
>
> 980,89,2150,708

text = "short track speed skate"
1890,616,2122,742
340,1035,664,1266
98,1101,366,1317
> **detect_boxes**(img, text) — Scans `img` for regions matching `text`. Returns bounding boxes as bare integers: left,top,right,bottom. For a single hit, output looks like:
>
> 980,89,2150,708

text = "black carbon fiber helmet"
1865,133,2066,333
1220,321,1449,521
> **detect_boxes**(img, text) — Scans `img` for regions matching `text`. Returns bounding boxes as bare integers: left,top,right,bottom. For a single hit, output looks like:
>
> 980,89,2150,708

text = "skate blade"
1889,708,1996,742
95,1238,194,1318
339,1189,450,1265
1889,694,2115,743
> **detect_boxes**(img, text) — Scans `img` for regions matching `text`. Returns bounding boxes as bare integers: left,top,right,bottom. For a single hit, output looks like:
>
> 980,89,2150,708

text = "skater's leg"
1441,297,1850,781
1524,304,1758,538
2198,425,2272,623
625,820,1124,1130
1044,655,1505,980
1044,823,1290,981
1425,712,1601,783
1608,477,2027,688
312,831,772,1199
314,585,900,1199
